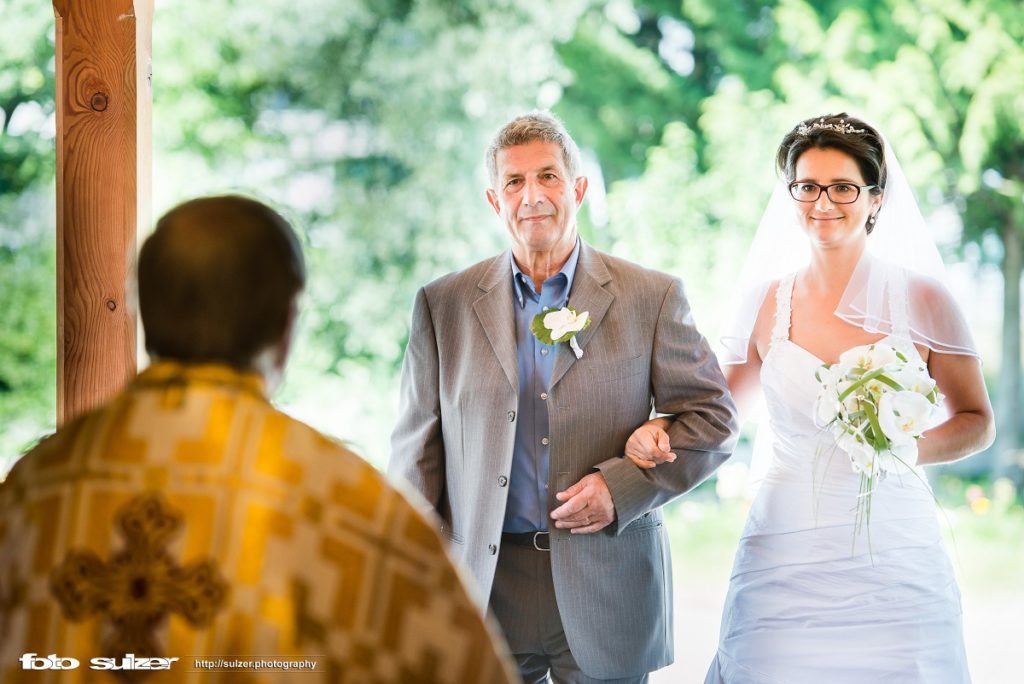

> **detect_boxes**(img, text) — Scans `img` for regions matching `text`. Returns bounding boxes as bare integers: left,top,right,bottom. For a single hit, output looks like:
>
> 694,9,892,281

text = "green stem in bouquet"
837,367,904,403
861,402,891,452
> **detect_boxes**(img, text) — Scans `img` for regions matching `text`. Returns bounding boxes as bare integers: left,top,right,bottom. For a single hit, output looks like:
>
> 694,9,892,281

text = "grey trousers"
488,542,650,684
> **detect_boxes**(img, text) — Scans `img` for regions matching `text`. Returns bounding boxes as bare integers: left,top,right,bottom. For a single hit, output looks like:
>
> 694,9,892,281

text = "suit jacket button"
507,410,516,422
497,476,508,487
488,544,498,555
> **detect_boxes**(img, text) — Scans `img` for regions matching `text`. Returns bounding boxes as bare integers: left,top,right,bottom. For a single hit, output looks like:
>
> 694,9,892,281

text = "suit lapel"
550,243,613,389
473,252,519,392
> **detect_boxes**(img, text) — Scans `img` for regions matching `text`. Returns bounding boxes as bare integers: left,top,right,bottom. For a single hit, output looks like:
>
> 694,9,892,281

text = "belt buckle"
532,531,550,551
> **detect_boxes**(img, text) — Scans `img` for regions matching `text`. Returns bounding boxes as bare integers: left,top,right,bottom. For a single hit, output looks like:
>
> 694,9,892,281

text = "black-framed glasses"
788,182,876,204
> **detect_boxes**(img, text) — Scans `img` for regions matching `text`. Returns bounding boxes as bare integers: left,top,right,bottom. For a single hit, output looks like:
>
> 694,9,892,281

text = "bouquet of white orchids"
814,342,942,478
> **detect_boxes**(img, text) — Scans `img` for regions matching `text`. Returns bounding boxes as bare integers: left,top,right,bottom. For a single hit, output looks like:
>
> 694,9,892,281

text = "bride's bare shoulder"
905,271,960,314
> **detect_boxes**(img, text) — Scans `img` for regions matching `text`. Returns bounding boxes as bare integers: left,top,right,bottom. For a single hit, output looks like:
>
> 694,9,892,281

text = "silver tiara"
795,118,865,136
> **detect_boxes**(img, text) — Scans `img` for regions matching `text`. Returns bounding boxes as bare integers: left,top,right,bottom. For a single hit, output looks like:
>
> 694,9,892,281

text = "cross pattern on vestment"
49,492,229,659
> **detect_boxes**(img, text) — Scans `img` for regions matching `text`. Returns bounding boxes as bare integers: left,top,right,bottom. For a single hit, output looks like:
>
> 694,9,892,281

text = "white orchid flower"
817,363,845,393
813,365,842,425
878,442,919,474
878,390,934,444
814,393,841,427
887,362,937,397
837,379,860,415
838,343,900,371
838,431,877,474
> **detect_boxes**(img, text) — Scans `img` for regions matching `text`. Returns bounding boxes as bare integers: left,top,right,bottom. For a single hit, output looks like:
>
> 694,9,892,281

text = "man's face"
486,140,588,257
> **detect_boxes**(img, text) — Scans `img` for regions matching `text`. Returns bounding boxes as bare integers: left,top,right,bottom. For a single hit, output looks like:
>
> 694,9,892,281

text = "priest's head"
137,195,305,390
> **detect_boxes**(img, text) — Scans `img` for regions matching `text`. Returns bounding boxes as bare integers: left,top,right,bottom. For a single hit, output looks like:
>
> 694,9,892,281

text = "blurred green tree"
0,0,57,466
146,0,601,459
0,0,1015,476
607,0,1019,477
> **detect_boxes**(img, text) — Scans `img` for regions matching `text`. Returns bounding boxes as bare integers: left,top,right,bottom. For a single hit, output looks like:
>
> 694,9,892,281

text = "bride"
627,113,995,682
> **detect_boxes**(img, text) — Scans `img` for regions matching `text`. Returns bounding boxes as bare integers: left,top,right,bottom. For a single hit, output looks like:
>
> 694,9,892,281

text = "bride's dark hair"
776,113,887,232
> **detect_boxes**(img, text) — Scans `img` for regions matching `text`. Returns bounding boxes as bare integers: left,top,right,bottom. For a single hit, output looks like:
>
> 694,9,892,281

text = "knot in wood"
90,92,108,112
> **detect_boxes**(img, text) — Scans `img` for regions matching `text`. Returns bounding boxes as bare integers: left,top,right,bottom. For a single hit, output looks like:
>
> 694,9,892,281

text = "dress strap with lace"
770,273,797,349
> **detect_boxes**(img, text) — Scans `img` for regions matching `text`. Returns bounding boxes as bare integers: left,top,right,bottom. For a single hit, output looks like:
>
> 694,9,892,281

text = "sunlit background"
1,1,1021,681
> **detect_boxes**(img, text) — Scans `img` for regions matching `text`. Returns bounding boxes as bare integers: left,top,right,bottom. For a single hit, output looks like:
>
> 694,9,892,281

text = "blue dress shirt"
503,239,581,533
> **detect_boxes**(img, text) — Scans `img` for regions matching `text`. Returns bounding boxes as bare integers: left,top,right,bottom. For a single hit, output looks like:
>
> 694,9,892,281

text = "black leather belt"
502,531,550,551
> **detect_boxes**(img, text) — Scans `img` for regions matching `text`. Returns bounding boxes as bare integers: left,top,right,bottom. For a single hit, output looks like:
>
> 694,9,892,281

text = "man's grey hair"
485,111,582,187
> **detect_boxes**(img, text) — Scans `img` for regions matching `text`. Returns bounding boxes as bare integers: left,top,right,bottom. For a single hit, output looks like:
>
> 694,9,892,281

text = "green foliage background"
0,0,1020,479
0,0,57,460
1,4,1021,679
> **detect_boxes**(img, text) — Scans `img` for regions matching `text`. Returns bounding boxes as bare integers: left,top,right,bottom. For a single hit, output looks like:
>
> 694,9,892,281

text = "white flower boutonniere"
531,306,591,359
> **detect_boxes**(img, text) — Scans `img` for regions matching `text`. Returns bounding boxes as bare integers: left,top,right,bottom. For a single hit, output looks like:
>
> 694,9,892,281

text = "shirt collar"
134,360,268,399
510,237,582,308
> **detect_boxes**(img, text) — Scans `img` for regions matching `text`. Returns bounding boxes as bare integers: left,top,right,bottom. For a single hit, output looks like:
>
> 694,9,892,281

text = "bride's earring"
866,214,877,234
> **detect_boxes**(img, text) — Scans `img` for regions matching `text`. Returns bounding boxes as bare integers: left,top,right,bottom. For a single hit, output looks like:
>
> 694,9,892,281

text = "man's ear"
485,188,501,215
574,176,589,206
276,297,299,368
258,297,300,396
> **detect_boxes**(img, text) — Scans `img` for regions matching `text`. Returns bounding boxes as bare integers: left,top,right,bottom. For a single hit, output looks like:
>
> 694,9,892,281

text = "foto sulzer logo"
20,654,79,670
21,653,179,671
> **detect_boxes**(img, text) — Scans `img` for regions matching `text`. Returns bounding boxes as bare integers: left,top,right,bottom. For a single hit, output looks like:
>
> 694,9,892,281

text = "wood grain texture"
53,0,153,424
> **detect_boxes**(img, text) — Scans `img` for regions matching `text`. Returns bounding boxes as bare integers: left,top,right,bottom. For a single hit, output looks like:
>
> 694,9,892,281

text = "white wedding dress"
705,274,970,683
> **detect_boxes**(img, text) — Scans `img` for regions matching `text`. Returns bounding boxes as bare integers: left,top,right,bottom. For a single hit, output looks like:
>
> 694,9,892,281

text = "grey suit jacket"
389,242,738,678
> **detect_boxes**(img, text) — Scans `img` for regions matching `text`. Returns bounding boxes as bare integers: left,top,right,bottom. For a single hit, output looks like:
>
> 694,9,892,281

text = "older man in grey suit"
389,111,738,683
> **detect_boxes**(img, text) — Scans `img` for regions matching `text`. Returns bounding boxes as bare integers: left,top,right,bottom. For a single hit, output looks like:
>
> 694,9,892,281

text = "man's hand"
625,422,675,470
550,472,615,534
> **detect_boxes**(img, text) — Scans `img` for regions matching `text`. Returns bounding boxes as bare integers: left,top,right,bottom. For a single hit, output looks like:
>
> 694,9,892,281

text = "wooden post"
53,0,152,424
